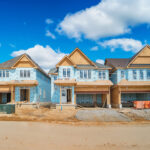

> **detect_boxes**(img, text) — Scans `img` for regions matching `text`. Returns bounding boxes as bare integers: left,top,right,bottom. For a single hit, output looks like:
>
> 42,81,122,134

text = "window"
63,68,70,78
121,70,125,79
147,70,150,79
20,70,30,78
0,70,9,78
140,70,144,80
80,70,91,79
133,70,137,80
98,71,106,80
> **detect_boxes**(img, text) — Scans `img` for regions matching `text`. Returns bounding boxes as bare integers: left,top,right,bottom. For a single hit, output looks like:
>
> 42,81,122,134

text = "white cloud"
45,18,53,24
9,43,16,48
11,45,67,72
45,30,56,39
99,38,143,53
91,46,98,51
96,59,104,64
57,0,150,40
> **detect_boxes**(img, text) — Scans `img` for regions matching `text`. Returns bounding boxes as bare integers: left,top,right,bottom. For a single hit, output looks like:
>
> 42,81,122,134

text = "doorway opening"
67,89,72,103
7,93,11,103
20,89,30,102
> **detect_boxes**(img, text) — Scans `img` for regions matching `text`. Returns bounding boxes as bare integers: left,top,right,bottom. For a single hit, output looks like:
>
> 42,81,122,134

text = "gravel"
76,109,132,122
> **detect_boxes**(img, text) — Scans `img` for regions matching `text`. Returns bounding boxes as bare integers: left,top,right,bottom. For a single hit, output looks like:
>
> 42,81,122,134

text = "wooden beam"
74,93,76,104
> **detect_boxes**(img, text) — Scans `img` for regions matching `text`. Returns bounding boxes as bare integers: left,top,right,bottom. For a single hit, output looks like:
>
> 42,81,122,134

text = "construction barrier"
134,101,150,109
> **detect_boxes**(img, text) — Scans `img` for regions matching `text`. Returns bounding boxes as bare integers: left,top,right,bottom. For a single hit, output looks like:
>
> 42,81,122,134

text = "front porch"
0,80,38,104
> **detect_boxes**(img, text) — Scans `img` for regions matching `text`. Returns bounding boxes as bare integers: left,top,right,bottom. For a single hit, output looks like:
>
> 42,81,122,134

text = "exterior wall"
0,68,36,81
36,70,51,102
50,65,110,104
50,75,60,103
58,65,109,81
0,68,51,103
111,69,150,84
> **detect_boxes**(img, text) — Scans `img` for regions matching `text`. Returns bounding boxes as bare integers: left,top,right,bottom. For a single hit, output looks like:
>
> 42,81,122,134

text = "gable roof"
56,55,75,67
68,48,96,66
0,54,50,78
127,45,150,67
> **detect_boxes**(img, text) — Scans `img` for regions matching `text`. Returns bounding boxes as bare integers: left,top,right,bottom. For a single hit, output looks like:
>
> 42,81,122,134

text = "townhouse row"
0,45,150,108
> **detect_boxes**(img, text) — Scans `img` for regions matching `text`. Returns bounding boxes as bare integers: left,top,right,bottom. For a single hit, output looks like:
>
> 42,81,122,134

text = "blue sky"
0,0,150,71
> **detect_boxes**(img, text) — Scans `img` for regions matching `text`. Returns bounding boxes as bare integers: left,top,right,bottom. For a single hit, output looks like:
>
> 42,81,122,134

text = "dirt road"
0,121,150,150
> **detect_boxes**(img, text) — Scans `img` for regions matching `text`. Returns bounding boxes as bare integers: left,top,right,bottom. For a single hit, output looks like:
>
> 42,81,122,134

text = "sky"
0,0,150,71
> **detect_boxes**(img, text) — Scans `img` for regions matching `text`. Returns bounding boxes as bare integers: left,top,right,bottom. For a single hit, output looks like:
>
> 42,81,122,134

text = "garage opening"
121,93,150,107
76,94,104,107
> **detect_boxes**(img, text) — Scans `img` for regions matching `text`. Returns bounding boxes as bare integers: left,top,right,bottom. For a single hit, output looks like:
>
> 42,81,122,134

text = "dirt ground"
0,107,150,125
0,121,150,150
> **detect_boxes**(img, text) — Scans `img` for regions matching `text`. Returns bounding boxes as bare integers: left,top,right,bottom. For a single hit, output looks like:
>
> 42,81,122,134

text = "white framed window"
20,70,30,78
80,70,91,79
98,71,106,80
140,70,144,80
0,70,9,78
121,70,125,79
63,68,70,78
147,70,150,79
133,70,137,80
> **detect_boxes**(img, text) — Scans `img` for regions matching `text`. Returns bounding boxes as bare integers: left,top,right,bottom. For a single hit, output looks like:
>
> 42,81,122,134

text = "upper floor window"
133,70,137,80
121,70,125,79
98,71,106,80
20,70,30,78
147,70,150,79
140,70,144,80
80,70,91,79
0,70,9,78
63,68,70,78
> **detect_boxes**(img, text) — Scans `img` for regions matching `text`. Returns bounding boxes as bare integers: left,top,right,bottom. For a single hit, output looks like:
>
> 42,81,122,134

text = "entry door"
61,89,67,103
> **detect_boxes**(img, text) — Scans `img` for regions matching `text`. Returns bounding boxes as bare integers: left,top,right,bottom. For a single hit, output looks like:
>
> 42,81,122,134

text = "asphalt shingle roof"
105,58,130,68
0,54,50,78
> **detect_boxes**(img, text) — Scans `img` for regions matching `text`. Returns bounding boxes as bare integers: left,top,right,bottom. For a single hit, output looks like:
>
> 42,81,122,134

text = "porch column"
101,94,107,107
118,91,122,109
71,86,74,104
59,86,61,104
106,92,111,108
11,86,15,103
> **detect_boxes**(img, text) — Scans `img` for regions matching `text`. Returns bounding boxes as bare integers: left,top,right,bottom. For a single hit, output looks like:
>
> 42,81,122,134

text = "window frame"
0,70,9,78
20,70,31,78
98,70,106,80
79,70,91,79
121,70,125,79
147,70,150,80
62,68,71,78
140,70,144,80
133,70,137,80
